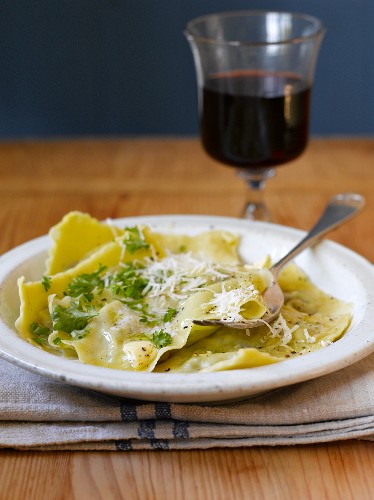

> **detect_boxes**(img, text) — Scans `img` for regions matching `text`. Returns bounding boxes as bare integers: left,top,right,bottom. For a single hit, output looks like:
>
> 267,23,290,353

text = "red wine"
201,71,311,168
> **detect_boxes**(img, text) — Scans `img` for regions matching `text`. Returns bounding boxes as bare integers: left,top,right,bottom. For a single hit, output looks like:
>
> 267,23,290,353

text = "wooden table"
0,138,373,500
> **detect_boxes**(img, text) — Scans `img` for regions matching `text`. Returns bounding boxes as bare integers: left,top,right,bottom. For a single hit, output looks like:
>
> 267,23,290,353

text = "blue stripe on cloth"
173,421,190,439
150,440,170,450
154,402,172,419
138,420,156,439
115,440,133,451
138,420,170,450
120,401,138,421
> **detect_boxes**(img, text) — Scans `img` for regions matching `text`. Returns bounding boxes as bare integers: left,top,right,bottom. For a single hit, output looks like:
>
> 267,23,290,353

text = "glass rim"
184,10,326,47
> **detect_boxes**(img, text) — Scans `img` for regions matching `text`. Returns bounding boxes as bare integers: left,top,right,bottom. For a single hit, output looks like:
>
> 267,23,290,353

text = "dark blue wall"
0,0,373,138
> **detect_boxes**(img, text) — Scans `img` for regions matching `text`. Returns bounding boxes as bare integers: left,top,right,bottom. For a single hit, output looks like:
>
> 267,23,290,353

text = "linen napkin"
1,353,374,451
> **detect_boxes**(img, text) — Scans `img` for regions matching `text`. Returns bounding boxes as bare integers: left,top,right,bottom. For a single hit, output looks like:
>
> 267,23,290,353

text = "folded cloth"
1,353,374,451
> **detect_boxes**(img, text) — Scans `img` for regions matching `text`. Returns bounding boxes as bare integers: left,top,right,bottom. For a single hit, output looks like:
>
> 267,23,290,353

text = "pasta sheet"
15,212,352,373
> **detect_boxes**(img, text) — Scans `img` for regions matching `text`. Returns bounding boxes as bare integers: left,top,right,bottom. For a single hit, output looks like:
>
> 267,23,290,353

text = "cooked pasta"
15,212,352,373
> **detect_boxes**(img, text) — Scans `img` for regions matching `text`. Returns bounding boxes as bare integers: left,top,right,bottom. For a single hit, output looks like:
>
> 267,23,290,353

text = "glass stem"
237,168,275,221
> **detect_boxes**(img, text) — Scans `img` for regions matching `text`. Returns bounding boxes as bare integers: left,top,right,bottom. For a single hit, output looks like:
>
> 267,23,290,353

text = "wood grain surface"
0,138,373,500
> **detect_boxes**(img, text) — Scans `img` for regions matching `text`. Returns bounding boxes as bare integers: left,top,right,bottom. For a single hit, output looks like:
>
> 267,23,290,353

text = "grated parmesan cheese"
202,282,259,322
303,328,316,343
140,252,231,303
266,314,299,346
320,339,332,347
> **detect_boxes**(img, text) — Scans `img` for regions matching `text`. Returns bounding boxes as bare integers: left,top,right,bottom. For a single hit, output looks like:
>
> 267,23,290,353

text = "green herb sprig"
109,263,148,301
152,330,172,349
124,227,150,254
30,322,51,346
42,276,52,292
65,265,107,302
163,308,177,323
51,301,98,334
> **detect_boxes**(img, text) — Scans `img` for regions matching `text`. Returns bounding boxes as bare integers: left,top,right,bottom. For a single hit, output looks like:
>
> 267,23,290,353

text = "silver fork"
193,193,365,329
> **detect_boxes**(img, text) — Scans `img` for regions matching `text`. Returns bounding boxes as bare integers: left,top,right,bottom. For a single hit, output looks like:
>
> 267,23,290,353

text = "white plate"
0,215,373,403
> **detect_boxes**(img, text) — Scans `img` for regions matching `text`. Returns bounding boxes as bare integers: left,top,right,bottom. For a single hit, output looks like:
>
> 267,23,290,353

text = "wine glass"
185,11,325,220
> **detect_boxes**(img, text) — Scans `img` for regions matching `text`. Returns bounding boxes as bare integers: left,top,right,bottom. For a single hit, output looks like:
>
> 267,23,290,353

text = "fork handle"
271,193,365,277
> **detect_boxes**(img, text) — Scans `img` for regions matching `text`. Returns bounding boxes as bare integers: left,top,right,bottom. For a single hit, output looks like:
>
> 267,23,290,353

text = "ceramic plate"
0,215,373,403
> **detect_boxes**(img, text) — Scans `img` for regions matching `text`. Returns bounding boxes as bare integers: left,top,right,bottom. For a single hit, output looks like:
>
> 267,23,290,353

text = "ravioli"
45,211,124,275
15,212,352,373
155,264,352,372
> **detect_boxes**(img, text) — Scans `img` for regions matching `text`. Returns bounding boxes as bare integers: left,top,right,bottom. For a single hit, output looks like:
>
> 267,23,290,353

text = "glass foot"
237,167,275,222
243,200,272,221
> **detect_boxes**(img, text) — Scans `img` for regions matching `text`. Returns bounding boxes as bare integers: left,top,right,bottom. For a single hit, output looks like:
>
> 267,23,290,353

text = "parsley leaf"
124,226,150,254
65,265,106,302
163,308,177,323
42,275,52,292
152,330,172,349
110,263,148,300
30,322,51,346
51,301,98,334
139,314,158,326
